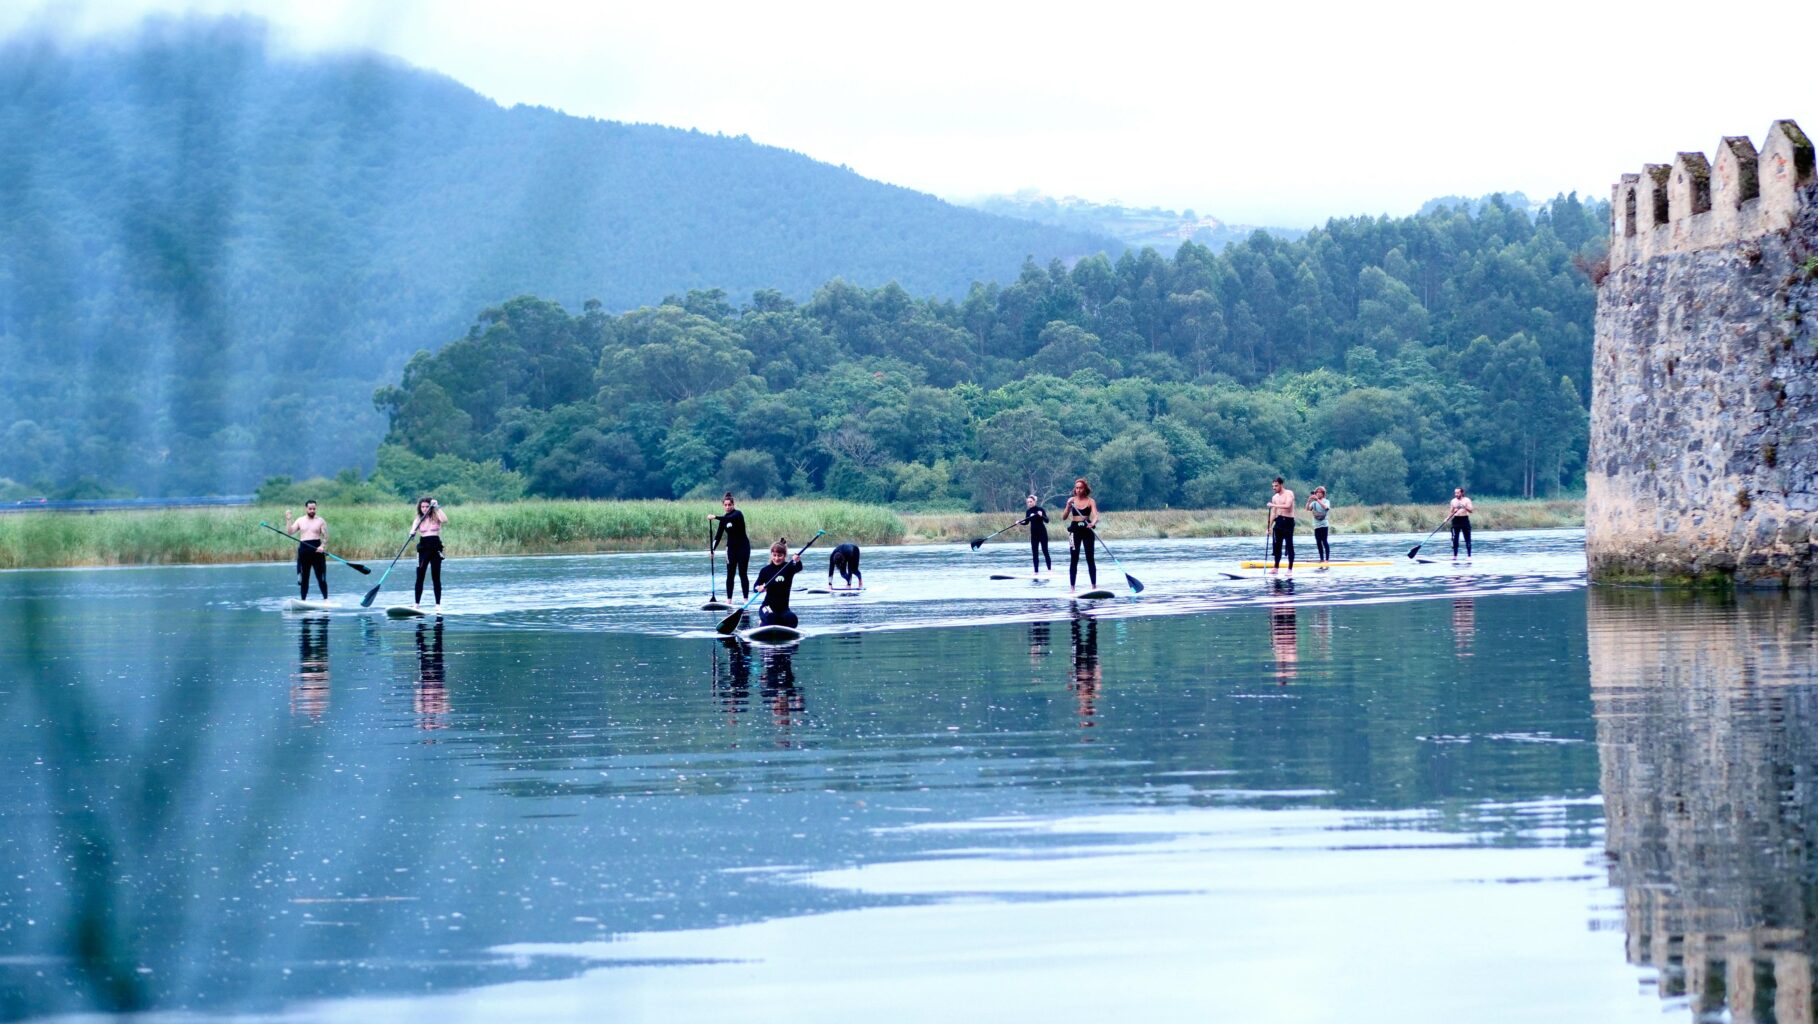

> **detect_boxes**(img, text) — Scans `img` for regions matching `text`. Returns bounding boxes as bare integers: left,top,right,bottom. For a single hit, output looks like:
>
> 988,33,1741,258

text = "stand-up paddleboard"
702,600,734,611
741,624,804,643
805,584,877,595
1238,560,1394,569
1075,589,1117,600
385,605,435,618
1416,558,1472,565
285,599,334,612
990,573,1052,582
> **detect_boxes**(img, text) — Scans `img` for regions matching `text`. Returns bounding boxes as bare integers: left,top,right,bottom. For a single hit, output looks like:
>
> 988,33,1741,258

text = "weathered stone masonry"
1588,119,1818,584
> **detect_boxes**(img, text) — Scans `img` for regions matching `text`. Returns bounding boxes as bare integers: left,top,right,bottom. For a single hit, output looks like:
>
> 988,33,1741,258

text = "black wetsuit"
415,535,445,605
712,508,751,601
296,540,328,600
754,558,803,628
1025,505,1051,573
1451,507,1473,558
828,543,862,586
1271,513,1296,570
1065,501,1097,588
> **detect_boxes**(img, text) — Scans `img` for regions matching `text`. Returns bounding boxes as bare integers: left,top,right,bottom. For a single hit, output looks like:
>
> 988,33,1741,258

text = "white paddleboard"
285,599,334,612
741,624,804,643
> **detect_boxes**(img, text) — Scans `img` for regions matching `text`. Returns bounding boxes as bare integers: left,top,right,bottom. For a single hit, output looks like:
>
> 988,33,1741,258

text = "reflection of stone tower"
1589,589,1818,1021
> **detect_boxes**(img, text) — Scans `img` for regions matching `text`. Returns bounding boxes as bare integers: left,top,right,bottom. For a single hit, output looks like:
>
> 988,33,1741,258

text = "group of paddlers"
276,480,1481,613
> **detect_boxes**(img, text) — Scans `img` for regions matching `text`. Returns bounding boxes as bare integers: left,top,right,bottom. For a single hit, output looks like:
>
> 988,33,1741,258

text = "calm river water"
1,529,1813,1022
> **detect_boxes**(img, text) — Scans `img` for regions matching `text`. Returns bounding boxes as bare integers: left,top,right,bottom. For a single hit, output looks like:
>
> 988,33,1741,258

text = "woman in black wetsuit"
708,491,750,602
827,543,862,587
1063,478,1099,591
754,537,804,628
1023,494,1051,574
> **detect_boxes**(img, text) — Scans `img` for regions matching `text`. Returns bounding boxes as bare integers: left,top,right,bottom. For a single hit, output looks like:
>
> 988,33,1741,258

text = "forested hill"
0,18,1112,496
366,194,1607,512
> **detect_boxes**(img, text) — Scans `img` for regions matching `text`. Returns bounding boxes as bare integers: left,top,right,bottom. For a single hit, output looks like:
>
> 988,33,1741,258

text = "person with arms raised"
413,497,449,609
1306,486,1332,564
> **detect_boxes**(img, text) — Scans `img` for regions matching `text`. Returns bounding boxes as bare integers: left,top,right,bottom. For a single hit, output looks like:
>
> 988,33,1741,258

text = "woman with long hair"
1063,478,1099,591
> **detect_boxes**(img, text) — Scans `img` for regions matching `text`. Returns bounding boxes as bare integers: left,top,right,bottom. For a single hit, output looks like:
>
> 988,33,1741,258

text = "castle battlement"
1609,119,1813,270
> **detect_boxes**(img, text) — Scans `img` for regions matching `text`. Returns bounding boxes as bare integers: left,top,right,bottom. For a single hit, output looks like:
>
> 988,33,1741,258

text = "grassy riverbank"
900,499,1584,544
0,497,1583,570
0,500,905,569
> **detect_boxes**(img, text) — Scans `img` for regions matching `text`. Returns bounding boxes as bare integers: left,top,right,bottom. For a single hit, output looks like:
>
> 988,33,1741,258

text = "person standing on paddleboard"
709,491,751,602
1024,494,1052,575
1306,486,1332,563
755,537,804,629
827,543,862,588
1266,477,1297,573
1064,478,1099,592
285,500,330,600
1449,487,1474,559
413,497,448,609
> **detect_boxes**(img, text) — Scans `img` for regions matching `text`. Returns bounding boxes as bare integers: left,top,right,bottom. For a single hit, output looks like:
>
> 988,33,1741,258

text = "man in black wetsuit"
708,491,751,602
755,537,804,628
827,542,862,588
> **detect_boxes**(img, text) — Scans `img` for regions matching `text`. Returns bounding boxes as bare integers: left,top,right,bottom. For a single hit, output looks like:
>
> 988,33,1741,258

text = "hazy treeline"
0,18,1107,497
373,194,1602,511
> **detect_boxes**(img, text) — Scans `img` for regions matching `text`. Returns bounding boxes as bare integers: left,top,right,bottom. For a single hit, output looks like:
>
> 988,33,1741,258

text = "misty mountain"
0,18,1114,495
957,190,1305,254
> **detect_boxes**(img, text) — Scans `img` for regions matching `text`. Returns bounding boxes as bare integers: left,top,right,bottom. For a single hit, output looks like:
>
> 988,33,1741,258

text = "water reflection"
1452,585,1476,659
1269,580,1297,685
1069,615,1100,728
760,645,804,741
709,638,804,743
413,620,449,735
289,617,330,720
1590,588,1818,1023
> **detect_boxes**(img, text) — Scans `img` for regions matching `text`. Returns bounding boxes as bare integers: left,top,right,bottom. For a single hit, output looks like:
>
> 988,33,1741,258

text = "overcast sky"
6,0,1812,227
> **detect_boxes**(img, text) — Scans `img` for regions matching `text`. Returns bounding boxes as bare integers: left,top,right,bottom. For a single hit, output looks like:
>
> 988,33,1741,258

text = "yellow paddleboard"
1238,560,1395,569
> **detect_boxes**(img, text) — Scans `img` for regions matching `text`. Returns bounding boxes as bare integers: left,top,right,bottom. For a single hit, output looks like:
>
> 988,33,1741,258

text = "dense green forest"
0,19,1109,496
369,194,1604,511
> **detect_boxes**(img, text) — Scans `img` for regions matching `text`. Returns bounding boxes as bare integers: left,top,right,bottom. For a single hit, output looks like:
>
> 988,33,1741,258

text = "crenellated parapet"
1588,118,1818,586
1609,120,1814,270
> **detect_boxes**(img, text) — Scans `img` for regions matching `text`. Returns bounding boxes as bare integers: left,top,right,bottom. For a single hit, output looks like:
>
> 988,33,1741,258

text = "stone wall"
1588,120,1818,585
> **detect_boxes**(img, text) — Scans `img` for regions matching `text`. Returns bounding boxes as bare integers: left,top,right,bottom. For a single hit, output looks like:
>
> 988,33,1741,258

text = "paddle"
258,521,370,573
1406,514,1455,560
1085,527,1144,594
969,517,1028,551
361,510,430,608
716,531,824,635
703,527,732,610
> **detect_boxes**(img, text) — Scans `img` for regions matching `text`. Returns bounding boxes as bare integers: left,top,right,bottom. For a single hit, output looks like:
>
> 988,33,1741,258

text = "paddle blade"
346,562,372,575
1406,544,1422,559
716,608,744,635
1219,572,1249,580
360,583,382,608
1125,573,1145,594
969,538,986,550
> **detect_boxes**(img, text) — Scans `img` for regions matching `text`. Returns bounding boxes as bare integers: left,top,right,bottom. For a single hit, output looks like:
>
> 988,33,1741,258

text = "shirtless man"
1265,477,1297,573
286,500,330,600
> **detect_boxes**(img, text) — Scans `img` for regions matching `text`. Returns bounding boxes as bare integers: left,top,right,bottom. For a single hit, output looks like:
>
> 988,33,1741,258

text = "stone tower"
1587,120,1818,585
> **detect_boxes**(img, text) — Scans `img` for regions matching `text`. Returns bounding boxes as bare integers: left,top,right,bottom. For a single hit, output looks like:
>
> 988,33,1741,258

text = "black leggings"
1313,525,1330,562
1272,517,1296,569
415,536,445,604
725,546,751,601
1451,516,1473,558
296,541,327,599
1068,526,1097,587
1031,531,1051,573
759,607,798,628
